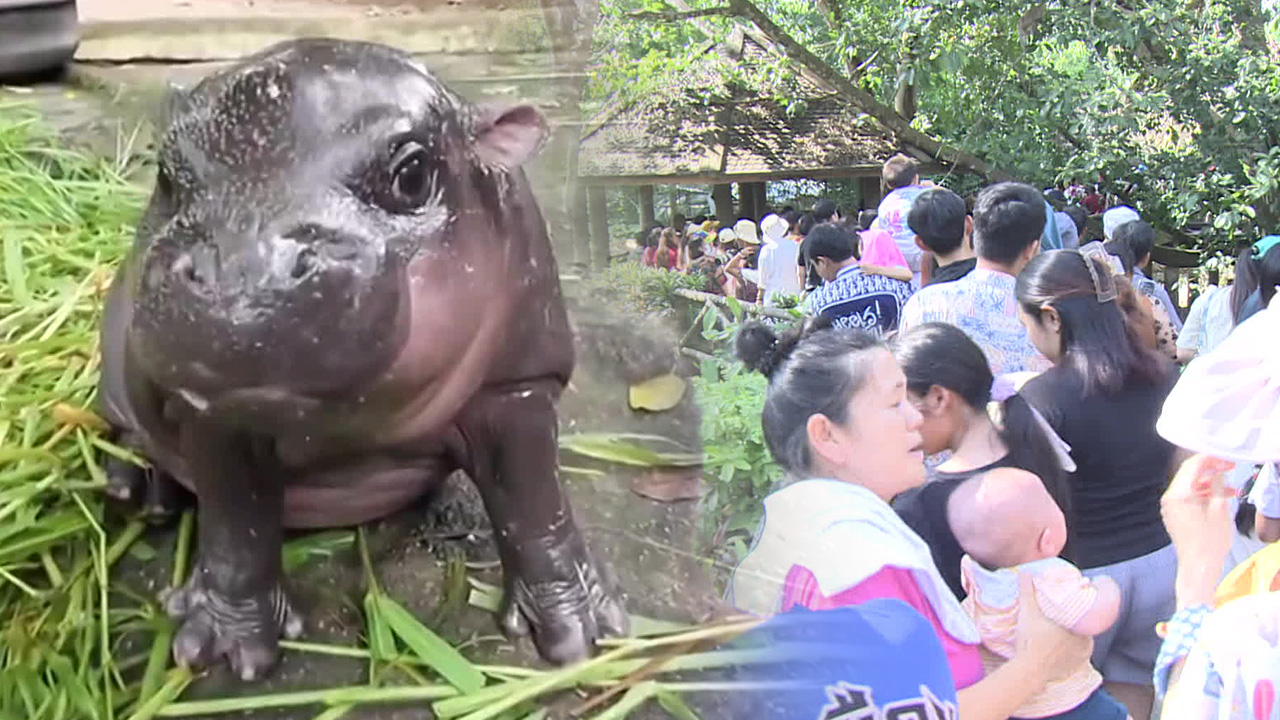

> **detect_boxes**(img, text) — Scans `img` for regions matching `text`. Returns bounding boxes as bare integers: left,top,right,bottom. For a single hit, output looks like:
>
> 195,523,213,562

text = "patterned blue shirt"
804,264,914,337
899,267,1052,375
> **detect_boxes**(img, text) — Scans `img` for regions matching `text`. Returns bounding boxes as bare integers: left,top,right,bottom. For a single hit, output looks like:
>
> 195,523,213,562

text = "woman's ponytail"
995,394,1078,563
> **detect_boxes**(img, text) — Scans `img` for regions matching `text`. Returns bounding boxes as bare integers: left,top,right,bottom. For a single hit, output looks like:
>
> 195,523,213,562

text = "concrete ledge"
65,60,587,125
75,10,560,62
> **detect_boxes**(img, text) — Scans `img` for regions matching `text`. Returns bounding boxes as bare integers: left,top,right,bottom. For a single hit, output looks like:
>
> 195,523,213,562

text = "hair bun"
736,316,833,379
736,323,783,377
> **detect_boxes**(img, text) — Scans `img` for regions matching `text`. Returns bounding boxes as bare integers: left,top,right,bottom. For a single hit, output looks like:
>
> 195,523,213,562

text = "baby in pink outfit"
952,468,1130,720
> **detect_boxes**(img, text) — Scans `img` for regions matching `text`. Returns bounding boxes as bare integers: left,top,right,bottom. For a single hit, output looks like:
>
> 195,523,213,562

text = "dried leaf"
628,374,687,412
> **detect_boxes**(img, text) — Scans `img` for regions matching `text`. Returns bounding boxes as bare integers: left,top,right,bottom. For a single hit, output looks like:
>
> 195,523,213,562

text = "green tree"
589,0,1280,253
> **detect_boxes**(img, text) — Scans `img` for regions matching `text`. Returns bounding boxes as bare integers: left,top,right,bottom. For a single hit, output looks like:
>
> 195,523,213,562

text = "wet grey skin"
95,37,628,681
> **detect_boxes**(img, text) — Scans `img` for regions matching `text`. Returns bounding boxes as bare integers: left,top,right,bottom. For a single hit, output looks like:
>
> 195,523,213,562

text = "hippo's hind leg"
456,381,628,665
161,422,302,681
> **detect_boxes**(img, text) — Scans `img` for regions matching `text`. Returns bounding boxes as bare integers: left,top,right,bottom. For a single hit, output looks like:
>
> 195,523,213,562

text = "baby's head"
950,467,1067,570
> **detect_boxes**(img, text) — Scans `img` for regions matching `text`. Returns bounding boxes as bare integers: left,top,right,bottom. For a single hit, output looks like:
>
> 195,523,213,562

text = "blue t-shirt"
703,600,960,720
804,265,914,337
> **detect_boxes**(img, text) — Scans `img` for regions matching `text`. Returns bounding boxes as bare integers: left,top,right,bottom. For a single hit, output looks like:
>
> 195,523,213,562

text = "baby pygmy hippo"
951,468,1130,720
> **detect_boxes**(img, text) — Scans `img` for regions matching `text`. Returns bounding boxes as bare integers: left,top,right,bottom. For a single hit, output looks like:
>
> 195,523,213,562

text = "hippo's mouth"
172,385,327,428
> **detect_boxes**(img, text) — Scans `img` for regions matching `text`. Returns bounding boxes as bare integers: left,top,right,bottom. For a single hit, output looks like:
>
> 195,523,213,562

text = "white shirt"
757,238,803,306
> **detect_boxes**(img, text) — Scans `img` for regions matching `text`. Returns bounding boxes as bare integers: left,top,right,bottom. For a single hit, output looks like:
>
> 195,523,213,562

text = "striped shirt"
960,556,1103,717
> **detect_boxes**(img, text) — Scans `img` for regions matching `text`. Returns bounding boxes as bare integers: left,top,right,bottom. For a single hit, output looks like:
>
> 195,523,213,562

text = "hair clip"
1078,242,1118,303
1252,235,1280,258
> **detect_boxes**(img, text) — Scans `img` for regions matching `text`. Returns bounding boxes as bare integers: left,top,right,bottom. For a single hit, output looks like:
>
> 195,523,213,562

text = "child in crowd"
952,467,1129,720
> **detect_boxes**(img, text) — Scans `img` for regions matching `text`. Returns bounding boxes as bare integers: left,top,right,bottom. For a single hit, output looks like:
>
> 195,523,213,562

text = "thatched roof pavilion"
573,27,940,267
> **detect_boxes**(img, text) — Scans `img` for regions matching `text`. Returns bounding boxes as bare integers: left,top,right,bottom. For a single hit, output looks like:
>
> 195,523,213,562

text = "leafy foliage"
580,262,709,318
688,300,800,565
590,0,1280,254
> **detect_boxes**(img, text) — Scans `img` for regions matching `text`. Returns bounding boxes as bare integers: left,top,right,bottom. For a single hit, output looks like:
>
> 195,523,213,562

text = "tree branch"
628,6,735,22
723,0,1011,180
651,0,1009,181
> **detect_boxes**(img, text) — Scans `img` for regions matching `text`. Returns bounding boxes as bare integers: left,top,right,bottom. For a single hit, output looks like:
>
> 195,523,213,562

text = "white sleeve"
1177,290,1211,351
1248,463,1280,519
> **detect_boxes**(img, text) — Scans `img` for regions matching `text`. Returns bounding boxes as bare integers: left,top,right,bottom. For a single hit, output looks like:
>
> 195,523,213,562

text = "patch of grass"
0,100,151,720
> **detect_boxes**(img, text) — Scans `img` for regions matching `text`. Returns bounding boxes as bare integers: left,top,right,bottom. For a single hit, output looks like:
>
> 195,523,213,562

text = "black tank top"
890,456,1013,601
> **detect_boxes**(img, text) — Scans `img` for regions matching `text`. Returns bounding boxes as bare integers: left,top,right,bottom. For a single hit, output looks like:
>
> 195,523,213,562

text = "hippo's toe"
161,567,304,681
103,455,188,525
502,558,629,665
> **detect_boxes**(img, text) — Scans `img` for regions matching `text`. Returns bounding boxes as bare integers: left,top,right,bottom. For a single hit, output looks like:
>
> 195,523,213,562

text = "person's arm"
1155,283,1184,333
1066,575,1121,636
861,263,913,282
1257,512,1280,543
957,573,1093,720
757,247,775,305
1026,563,1119,637
1175,292,1209,362
897,295,921,334
1151,453,1237,696
1249,463,1280,543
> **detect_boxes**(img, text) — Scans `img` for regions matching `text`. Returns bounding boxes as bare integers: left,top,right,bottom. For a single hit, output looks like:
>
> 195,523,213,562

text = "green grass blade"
374,594,486,694
3,234,32,306
655,691,702,720
310,705,353,720
585,682,658,720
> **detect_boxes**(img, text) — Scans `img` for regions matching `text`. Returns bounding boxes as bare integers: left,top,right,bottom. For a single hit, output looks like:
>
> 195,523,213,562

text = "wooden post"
712,184,734,226
667,186,679,226
572,180,590,272
588,185,610,272
737,183,754,222
859,175,883,210
755,182,769,218
638,185,655,230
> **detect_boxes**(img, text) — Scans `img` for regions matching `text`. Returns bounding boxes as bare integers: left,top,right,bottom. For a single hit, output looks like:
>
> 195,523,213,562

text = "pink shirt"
781,563,985,690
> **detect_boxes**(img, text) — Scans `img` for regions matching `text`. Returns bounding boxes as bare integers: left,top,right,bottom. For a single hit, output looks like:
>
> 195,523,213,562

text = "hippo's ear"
472,104,549,169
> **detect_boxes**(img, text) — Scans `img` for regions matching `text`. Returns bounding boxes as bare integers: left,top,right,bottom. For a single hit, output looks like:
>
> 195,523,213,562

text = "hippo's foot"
161,566,304,681
498,518,629,665
103,453,188,525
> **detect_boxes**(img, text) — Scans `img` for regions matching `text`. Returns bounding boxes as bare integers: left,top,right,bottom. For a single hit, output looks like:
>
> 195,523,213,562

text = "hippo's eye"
385,141,436,212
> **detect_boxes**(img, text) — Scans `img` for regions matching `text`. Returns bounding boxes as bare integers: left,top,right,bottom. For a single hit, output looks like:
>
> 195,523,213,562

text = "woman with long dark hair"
1014,248,1180,720
889,323,1076,600
1231,235,1280,325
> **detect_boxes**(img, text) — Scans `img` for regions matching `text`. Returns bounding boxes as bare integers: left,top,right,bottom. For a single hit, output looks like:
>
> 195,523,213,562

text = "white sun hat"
1156,294,1280,463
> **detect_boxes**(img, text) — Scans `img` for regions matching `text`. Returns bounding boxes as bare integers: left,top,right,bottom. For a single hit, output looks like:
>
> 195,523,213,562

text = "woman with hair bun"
725,317,1090,720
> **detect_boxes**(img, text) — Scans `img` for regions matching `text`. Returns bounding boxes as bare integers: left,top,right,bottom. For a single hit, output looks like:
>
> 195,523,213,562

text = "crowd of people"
627,157,1229,365
690,156,1280,720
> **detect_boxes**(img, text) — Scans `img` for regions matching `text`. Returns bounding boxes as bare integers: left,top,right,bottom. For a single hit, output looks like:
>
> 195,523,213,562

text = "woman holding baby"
724,314,1101,720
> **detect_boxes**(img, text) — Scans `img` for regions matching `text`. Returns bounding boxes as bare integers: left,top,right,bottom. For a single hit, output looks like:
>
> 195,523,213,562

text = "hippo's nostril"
172,253,196,283
173,245,220,287
291,247,318,280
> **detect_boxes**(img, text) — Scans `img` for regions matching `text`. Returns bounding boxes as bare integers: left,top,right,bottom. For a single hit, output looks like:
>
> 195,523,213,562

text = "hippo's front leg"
163,422,303,681
457,381,628,664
